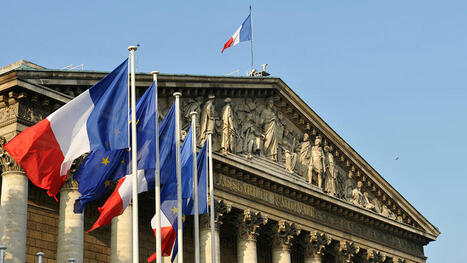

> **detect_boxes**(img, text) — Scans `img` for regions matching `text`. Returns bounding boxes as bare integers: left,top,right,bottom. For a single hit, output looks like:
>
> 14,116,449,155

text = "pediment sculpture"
175,95,402,222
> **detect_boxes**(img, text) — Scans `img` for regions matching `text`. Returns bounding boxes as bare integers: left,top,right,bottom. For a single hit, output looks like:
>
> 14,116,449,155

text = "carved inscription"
215,173,423,257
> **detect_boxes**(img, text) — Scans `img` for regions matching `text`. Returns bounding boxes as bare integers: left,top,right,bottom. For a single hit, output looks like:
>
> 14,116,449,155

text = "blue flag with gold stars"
74,82,160,213
73,149,127,213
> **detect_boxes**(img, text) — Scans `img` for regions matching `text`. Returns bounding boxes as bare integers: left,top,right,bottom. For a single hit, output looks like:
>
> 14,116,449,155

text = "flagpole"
250,5,254,69
128,45,139,263
206,131,216,263
190,112,200,263
174,92,184,263
151,71,162,263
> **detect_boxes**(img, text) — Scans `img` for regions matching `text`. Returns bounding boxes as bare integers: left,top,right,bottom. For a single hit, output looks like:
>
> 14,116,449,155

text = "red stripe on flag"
221,37,234,53
147,226,177,262
4,119,65,198
86,177,126,233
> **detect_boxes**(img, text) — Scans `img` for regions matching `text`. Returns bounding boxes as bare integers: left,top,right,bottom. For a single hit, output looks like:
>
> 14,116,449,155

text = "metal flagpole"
190,112,200,263
151,71,162,263
207,131,216,263
250,5,254,69
174,92,183,263
128,45,139,263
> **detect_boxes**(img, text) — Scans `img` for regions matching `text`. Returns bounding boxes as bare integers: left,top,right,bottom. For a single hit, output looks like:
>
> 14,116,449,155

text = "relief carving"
272,220,301,250
0,136,23,173
307,136,326,189
366,249,386,263
236,210,268,241
176,94,402,222
199,95,217,145
260,98,279,161
220,98,235,155
304,231,332,258
339,241,360,263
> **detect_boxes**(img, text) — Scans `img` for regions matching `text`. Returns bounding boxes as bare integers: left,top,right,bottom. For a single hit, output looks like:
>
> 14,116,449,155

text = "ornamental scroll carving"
304,231,332,257
178,95,403,222
236,210,268,242
271,220,301,250
0,136,23,173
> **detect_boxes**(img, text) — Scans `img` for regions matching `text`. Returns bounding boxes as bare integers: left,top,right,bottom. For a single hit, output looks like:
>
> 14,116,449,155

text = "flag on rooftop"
4,59,129,198
221,13,252,53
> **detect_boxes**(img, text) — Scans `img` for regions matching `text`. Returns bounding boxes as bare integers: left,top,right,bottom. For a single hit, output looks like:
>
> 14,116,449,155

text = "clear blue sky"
2,1,465,261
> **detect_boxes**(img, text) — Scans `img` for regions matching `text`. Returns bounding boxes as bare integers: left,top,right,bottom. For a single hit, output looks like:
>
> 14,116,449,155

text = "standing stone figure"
260,98,279,161
182,96,203,131
221,98,235,154
307,137,326,188
299,133,311,177
283,129,298,173
351,181,364,207
200,95,216,144
324,146,337,196
241,113,263,159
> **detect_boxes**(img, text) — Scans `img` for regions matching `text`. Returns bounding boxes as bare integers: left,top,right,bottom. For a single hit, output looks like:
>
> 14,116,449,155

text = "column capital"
0,136,23,173
366,249,386,263
394,258,406,263
339,241,360,263
272,220,301,251
214,199,232,225
201,199,232,230
303,231,331,258
236,209,268,242
61,175,79,191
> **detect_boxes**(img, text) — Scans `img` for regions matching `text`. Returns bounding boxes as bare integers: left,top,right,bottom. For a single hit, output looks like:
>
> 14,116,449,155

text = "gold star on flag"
171,206,178,214
121,158,125,164
101,157,110,166
104,180,111,187
182,214,186,222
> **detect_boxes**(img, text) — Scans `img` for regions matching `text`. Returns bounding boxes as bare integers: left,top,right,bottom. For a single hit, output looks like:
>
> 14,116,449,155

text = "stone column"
200,200,231,263
271,221,300,263
338,241,360,263
111,204,132,263
303,231,331,263
236,210,268,263
56,176,84,263
0,142,28,263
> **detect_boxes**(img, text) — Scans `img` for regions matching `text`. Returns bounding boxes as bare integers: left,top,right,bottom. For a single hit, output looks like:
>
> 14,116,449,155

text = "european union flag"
187,142,208,215
73,149,127,213
159,104,177,185
74,82,163,213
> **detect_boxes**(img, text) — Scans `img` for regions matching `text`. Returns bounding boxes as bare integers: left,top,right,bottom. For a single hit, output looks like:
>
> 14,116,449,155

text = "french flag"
221,13,252,53
147,199,178,262
87,169,154,232
4,60,129,198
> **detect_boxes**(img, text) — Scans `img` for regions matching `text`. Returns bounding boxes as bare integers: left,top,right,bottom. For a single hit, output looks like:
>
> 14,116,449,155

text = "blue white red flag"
222,14,252,53
4,59,129,198
87,104,177,231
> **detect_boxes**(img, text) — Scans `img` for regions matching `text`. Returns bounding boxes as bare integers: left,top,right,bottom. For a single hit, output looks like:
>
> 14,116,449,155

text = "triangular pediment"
169,78,439,242
0,65,439,243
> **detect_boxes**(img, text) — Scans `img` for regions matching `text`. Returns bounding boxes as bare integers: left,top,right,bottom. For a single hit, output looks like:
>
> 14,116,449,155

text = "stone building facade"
0,60,439,263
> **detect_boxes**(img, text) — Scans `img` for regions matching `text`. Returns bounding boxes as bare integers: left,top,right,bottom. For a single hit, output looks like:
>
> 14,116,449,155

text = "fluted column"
271,221,300,263
57,176,83,262
338,241,360,263
303,232,331,263
0,141,27,263
236,210,268,263
110,204,132,263
200,200,231,263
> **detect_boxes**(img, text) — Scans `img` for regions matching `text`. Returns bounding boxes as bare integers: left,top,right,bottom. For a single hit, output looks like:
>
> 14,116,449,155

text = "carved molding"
272,220,301,250
339,241,360,263
236,209,268,242
0,136,23,173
